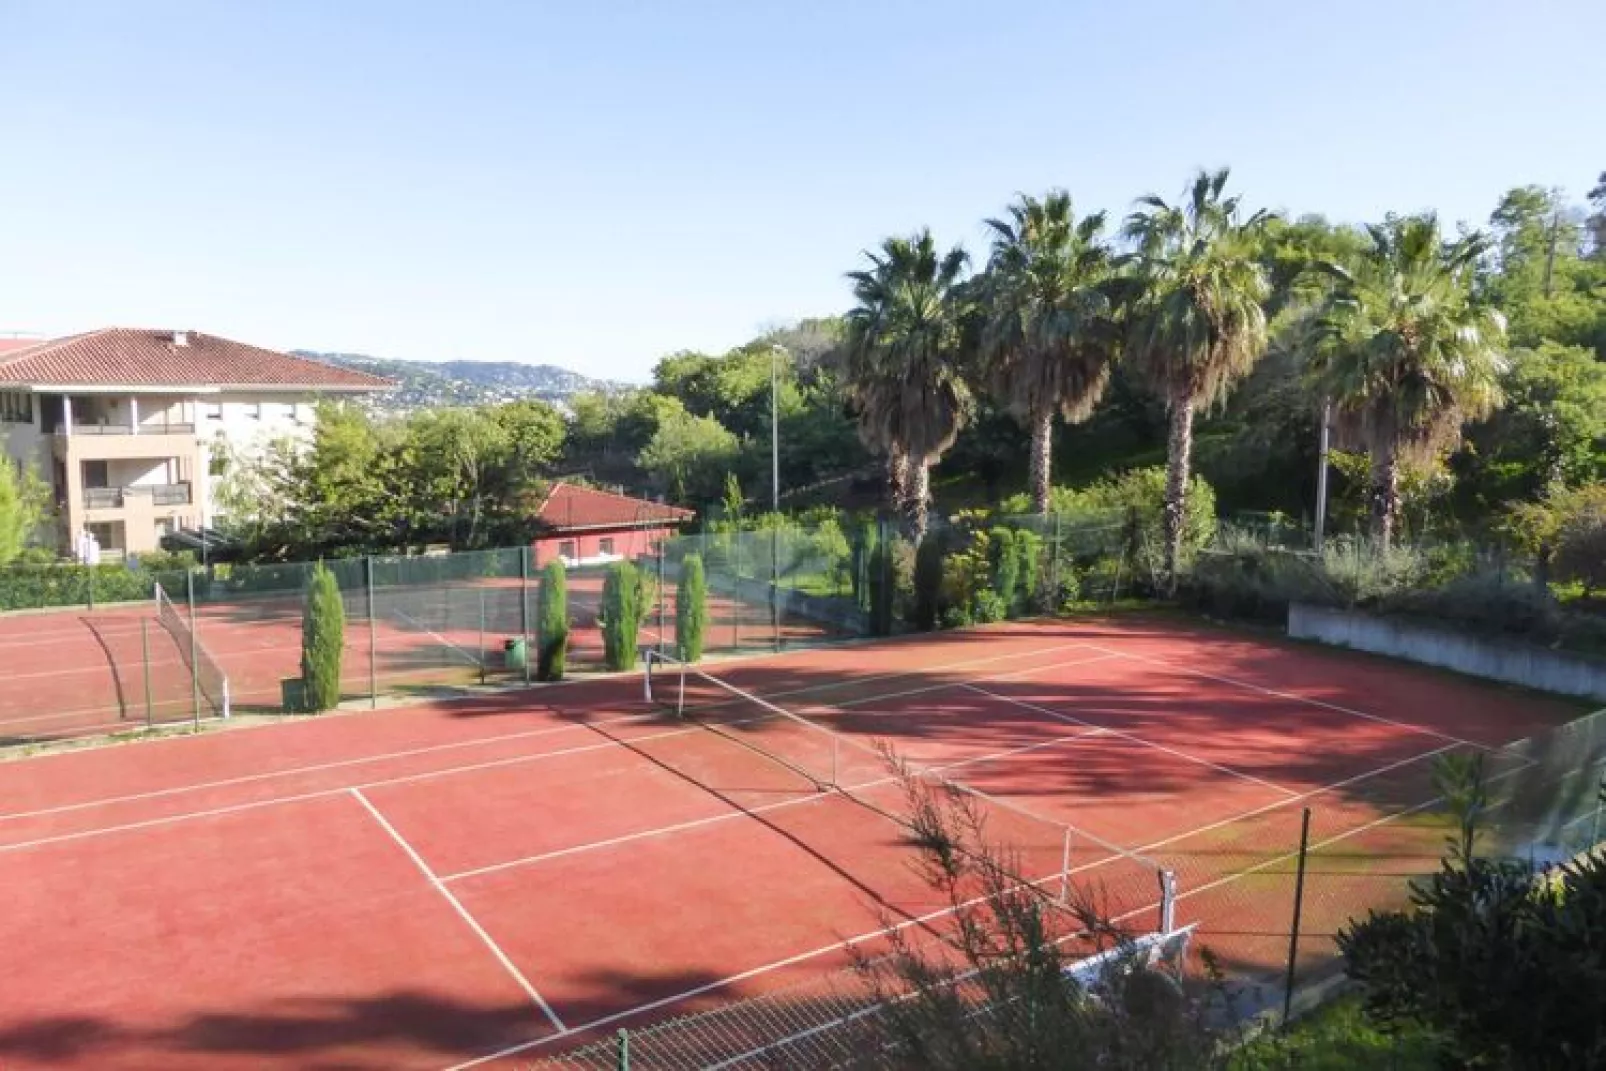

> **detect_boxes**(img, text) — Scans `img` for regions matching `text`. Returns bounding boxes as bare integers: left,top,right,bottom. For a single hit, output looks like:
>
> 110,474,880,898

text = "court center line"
0,644,1110,827
964,684,1302,797
349,788,567,1034
1080,643,1502,752
438,726,1114,884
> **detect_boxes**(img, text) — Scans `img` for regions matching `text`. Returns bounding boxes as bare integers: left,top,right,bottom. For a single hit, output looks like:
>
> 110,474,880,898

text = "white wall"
200,392,319,526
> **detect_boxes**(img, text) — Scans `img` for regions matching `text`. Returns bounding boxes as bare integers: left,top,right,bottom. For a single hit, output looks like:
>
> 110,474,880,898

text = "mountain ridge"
295,350,629,410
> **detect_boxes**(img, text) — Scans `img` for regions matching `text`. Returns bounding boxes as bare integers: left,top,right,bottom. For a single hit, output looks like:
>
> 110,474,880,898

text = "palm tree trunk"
905,460,931,544
1161,401,1194,594
1029,408,1053,515
885,450,908,519
1370,448,1400,553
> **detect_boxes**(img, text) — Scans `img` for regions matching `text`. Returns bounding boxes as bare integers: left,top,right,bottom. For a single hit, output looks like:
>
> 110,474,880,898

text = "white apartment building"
0,328,390,559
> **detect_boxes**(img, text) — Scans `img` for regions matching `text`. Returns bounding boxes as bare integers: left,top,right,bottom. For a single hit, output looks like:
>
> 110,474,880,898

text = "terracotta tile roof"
0,328,391,391
532,482,694,531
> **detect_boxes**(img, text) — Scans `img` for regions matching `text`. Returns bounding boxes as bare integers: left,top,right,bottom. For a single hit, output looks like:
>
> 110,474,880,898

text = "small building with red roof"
529,481,694,568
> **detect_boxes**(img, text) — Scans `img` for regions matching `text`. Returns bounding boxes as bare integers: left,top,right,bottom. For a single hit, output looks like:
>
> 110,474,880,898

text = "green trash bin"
504,637,529,673
280,677,307,714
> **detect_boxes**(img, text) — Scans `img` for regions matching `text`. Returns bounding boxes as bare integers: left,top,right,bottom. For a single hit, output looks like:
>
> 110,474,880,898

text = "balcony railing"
83,487,124,509
56,422,197,437
82,483,193,509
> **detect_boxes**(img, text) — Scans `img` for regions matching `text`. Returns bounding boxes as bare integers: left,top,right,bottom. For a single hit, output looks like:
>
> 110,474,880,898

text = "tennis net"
643,651,1177,930
155,581,232,720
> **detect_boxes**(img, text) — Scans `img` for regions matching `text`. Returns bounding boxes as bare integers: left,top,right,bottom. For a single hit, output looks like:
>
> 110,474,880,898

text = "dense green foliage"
675,553,708,662
911,533,945,630
0,461,49,565
300,562,345,712
536,559,568,681
600,560,643,670
1338,757,1606,1068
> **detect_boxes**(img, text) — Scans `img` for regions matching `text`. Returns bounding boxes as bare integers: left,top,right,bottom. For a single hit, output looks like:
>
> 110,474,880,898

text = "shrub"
300,562,345,712
1554,486,1606,595
600,560,643,670
1012,528,1044,611
989,527,1020,607
912,534,945,631
536,559,568,681
866,535,903,636
970,589,1008,624
676,553,708,662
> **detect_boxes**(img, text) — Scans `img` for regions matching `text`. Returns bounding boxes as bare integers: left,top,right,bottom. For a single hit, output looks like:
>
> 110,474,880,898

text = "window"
247,401,262,420
205,402,223,420
0,391,31,424
83,460,109,488
599,537,616,556
557,540,577,560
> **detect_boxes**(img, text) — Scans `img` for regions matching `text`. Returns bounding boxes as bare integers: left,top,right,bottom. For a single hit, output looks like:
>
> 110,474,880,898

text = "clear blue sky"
3,1,1602,383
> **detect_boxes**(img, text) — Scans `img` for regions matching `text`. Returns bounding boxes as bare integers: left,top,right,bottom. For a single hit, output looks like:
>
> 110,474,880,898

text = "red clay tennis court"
0,615,1583,1069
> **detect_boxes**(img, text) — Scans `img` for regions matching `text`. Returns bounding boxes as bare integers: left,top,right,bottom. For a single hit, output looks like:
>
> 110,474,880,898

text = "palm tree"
1305,215,1506,550
979,191,1121,514
840,230,973,542
1122,168,1274,591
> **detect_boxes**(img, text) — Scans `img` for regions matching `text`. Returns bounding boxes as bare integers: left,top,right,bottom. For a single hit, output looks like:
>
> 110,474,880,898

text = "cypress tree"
537,559,568,681
676,553,708,662
301,562,345,712
601,560,643,671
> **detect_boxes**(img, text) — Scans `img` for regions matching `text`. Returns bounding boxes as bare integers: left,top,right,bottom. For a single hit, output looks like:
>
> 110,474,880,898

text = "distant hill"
296,350,627,412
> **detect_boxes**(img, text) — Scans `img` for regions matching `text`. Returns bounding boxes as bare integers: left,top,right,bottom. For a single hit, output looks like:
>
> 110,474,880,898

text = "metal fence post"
478,590,487,686
657,540,667,657
366,556,378,707
520,545,532,686
186,570,200,727
1051,512,1062,601
140,618,154,728
770,524,781,652
616,1028,630,1071
1282,807,1313,1028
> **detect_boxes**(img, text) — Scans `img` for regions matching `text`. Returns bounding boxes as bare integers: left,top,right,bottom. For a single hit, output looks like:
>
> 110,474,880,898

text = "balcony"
83,483,192,510
55,422,196,436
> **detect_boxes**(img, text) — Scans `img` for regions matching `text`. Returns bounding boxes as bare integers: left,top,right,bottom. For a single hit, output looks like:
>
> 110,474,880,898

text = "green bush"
300,562,345,712
912,534,945,631
601,560,643,671
1008,529,1047,610
989,527,1020,606
676,553,708,662
536,559,568,681
866,536,900,636
971,589,1008,624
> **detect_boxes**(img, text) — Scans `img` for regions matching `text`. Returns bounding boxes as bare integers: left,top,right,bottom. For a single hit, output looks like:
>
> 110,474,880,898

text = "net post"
140,617,154,728
642,651,653,703
366,556,378,708
186,572,200,727
1159,868,1177,935
676,658,687,718
222,678,232,720
1060,828,1072,905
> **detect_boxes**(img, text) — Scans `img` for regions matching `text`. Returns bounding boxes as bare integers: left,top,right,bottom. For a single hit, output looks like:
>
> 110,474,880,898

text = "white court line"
445,734,1483,1069
0,643,1106,827
1081,643,1502,752
439,727,1114,884
349,788,567,1034
964,685,1302,797
0,655,1112,854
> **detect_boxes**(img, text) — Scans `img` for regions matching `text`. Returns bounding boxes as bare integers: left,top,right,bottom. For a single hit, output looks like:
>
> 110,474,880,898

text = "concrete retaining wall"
1288,602,1606,702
